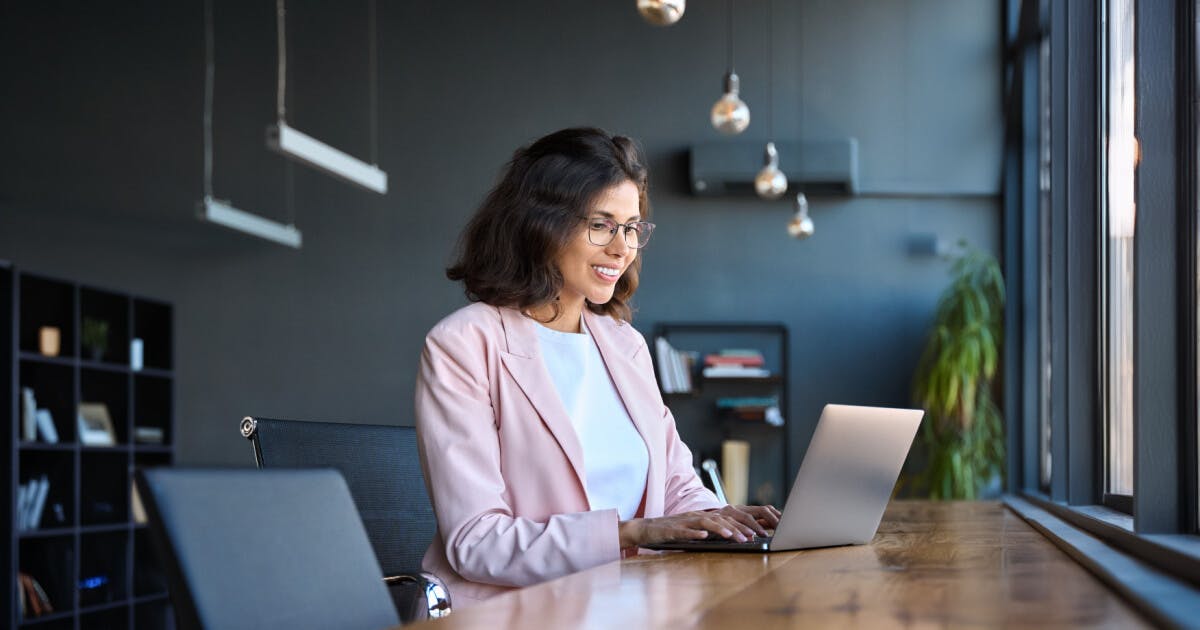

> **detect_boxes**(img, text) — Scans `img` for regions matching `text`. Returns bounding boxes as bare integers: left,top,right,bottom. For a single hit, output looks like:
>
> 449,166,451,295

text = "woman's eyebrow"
592,210,641,221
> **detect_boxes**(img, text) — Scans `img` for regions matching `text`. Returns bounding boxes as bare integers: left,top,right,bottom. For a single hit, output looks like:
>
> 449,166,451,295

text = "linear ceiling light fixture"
266,0,388,194
200,197,303,248
196,0,302,249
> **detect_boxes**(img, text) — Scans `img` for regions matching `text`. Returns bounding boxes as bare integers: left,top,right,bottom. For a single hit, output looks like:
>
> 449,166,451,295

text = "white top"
535,318,649,521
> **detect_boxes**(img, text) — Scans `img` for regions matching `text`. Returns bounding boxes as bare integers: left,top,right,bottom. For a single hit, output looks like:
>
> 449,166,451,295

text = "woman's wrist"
618,518,643,549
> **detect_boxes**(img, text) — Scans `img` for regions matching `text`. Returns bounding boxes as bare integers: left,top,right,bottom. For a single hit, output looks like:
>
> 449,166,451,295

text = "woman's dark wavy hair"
446,127,650,323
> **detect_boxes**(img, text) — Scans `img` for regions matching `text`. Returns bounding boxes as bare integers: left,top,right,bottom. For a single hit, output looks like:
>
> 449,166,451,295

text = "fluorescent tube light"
266,122,388,194
199,196,303,249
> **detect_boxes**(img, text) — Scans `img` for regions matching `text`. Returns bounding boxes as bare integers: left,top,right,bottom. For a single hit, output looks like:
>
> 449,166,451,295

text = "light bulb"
710,71,750,135
788,192,814,239
637,0,686,26
754,141,788,199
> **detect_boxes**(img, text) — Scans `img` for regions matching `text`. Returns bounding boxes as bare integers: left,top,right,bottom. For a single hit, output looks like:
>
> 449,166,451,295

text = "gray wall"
0,0,1001,472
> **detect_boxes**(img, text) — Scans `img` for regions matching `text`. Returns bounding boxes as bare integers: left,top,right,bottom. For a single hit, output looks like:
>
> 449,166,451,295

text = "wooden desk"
420,501,1150,628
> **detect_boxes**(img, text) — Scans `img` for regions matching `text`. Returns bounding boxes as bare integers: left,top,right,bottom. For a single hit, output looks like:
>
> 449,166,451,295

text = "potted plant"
911,245,1006,499
82,317,110,362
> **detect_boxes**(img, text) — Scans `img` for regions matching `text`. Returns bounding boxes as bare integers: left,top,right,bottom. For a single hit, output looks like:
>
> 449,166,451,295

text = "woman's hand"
618,504,782,548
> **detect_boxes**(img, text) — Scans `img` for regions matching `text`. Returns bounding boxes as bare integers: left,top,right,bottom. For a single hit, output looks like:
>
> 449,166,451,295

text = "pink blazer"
414,303,721,605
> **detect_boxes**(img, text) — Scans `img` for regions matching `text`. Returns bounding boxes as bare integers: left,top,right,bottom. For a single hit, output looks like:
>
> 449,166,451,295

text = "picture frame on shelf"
78,402,117,446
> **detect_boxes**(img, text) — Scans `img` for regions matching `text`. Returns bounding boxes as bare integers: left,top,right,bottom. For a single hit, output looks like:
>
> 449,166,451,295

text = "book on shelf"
131,479,147,524
655,337,695,393
702,349,768,375
704,354,765,367
19,571,55,618
35,409,59,443
17,475,50,531
702,365,770,378
22,387,37,442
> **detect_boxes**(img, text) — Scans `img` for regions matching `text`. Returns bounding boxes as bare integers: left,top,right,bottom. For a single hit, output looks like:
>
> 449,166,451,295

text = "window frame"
1003,0,1200,604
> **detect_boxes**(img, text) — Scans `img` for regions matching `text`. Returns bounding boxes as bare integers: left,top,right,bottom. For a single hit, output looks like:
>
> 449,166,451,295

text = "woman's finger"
722,506,768,536
697,515,742,541
747,505,781,527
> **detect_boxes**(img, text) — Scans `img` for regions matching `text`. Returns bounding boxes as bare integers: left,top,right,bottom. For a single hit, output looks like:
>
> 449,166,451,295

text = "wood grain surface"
415,501,1150,629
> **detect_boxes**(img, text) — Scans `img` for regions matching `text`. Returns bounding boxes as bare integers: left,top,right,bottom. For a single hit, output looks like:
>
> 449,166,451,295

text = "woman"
415,127,780,605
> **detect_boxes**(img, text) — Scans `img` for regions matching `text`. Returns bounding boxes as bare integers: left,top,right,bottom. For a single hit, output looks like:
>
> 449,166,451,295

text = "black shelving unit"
652,322,789,507
3,264,174,629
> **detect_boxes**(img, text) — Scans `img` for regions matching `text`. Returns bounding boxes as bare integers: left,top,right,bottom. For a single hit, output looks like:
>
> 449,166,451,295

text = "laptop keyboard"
685,535,772,545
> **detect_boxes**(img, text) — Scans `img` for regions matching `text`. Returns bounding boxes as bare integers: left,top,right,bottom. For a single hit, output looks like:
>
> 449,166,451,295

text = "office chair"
240,416,450,622
134,467,400,630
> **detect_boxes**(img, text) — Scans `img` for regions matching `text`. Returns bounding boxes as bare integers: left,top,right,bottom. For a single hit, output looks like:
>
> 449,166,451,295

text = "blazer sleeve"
415,321,621,588
630,333,724,515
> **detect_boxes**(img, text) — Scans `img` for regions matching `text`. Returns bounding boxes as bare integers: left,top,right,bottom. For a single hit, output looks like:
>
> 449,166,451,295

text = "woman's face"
554,179,641,309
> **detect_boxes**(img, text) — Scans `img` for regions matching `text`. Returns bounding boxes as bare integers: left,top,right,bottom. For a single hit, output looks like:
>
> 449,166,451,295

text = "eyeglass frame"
581,216,657,249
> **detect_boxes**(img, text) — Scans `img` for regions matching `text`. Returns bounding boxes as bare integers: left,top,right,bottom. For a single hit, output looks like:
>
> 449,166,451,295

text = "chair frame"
240,416,451,620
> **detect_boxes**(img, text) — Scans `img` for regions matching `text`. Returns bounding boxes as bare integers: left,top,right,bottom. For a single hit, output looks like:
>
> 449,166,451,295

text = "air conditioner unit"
689,138,859,196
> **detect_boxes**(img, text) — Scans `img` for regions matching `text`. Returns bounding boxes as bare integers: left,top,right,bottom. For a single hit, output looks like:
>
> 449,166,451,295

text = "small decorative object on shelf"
37,326,60,357
78,402,117,446
82,317,110,361
135,426,165,444
130,337,144,371
721,439,750,505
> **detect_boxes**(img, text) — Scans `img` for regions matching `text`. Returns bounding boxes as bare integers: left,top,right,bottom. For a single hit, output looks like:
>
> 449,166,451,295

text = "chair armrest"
384,572,452,623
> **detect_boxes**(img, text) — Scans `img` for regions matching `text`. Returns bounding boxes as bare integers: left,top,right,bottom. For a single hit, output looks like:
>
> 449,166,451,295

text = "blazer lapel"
497,307,588,492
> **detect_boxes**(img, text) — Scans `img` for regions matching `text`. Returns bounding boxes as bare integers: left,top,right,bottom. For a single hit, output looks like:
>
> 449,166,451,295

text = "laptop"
646,404,923,552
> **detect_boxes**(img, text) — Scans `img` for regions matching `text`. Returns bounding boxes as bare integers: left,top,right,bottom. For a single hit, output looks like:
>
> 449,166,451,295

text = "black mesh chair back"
134,467,400,630
240,416,448,621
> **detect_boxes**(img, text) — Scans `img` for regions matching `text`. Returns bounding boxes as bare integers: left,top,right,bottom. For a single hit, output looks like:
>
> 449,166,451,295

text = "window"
1103,0,1135,501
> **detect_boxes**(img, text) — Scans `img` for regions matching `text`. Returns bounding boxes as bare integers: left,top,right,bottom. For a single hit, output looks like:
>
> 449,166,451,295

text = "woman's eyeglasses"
585,217,656,249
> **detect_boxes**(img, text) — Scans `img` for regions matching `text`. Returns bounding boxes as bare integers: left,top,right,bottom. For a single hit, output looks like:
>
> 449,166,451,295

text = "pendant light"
755,142,787,199
754,0,787,199
787,193,814,240
266,0,388,194
785,0,813,240
710,0,749,134
197,0,302,248
637,0,686,26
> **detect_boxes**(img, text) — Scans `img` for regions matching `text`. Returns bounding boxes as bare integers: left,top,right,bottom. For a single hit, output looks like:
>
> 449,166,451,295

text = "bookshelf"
652,322,789,507
3,264,175,629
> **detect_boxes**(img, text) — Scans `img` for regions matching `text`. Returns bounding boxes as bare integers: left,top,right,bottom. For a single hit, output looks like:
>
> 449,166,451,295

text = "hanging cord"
276,0,287,122
368,0,379,165
796,0,803,143
726,0,735,73
285,162,296,226
766,0,774,140
203,0,215,199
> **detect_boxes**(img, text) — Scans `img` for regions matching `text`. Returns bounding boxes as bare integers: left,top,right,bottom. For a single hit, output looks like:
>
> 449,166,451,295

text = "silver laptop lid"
771,404,923,551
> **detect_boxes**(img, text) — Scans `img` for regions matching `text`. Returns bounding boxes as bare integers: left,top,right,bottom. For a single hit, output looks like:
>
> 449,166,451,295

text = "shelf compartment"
79,287,130,366
132,298,172,371
18,275,75,359
18,536,75,621
134,597,173,630
80,368,130,445
18,451,74,530
133,375,172,446
134,528,168,598
18,360,76,444
79,530,130,608
80,451,129,526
